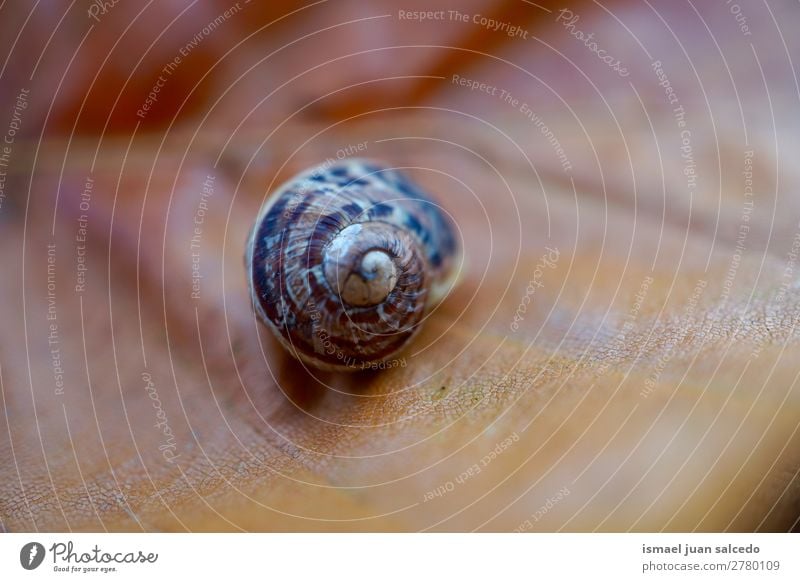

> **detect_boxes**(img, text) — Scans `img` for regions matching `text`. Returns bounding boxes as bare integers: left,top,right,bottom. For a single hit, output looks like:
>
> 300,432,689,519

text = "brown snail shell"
246,159,460,371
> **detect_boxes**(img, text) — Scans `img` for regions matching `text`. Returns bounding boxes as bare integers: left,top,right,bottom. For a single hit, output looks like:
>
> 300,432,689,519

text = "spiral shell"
246,159,460,371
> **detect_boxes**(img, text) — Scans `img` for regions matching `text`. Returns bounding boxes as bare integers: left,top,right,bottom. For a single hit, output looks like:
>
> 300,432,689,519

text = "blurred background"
1,0,799,532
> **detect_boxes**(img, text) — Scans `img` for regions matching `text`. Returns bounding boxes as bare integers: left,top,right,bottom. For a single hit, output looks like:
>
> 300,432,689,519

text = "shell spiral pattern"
247,159,460,371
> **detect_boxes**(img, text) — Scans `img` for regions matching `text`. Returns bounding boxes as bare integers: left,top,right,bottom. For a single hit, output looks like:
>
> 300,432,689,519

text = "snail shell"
246,159,460,371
